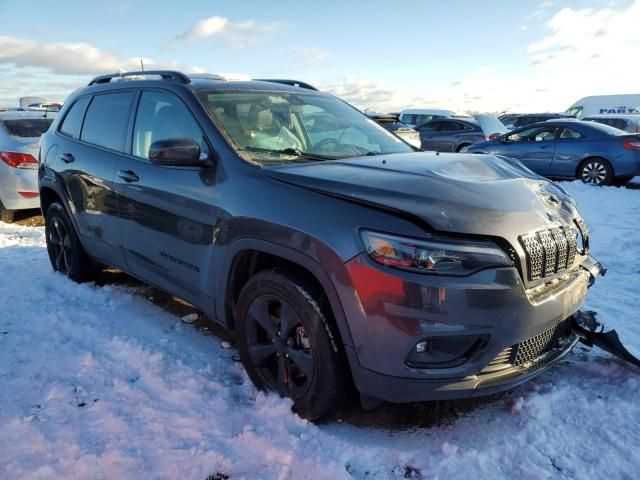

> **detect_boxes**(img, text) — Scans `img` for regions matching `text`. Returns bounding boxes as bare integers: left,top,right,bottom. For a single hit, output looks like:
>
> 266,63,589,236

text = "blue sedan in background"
464,120,640,185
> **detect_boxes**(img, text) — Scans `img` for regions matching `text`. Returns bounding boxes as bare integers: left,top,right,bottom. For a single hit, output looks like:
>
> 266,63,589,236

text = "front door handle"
117,170,139,183
60,153,74,163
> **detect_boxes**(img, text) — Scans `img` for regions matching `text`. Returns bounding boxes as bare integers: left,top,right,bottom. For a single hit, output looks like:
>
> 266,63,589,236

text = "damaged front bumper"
345,254,617,403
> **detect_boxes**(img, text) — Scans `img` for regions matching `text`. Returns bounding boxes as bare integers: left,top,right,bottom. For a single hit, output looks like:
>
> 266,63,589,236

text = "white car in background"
398,108,471,128
0,111,54,222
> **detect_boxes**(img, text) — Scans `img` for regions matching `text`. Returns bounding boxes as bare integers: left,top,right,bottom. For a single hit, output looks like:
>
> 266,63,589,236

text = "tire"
236,269,349,420
578,158,613,185
44,202,95,282
0,206,14,223
456,143,470,153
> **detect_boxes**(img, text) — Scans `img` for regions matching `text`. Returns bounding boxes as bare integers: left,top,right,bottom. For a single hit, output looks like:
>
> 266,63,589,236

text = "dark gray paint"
39,77,602,403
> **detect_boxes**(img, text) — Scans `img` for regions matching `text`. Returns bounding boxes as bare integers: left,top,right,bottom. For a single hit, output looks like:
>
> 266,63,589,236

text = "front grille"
520,226,578,280
482,321,575,372
514,323,561,366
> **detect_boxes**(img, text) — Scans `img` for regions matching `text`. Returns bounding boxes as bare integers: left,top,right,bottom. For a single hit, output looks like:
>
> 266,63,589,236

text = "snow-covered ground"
1,181,639,480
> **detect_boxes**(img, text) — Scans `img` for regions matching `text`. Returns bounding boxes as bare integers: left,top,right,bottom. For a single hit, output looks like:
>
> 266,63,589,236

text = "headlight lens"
361,230,513,276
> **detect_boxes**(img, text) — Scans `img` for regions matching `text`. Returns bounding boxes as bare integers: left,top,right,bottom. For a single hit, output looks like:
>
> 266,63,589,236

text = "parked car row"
463,119,640,185
31,70,606,420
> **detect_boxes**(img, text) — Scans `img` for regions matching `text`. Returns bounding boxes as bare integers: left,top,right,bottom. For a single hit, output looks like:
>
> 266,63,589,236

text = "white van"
399,108,470,128
565,94,640,118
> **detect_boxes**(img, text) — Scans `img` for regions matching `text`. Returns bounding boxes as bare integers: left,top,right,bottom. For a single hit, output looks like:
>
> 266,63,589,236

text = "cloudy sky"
0,0,638,113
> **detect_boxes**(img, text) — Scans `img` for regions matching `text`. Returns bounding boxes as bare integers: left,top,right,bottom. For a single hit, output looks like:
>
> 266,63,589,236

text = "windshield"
565,106,583,117
1,118,53,138
201,91,413,164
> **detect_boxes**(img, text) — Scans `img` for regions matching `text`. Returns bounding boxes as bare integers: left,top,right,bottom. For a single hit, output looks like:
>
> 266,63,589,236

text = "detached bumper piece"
572,310,640,369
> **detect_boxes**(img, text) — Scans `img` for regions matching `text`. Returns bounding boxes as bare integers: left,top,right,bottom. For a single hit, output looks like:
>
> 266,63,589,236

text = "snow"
1,181,639,479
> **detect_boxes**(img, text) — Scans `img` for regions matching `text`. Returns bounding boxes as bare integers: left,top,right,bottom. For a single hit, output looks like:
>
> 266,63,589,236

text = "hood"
265,152,580,241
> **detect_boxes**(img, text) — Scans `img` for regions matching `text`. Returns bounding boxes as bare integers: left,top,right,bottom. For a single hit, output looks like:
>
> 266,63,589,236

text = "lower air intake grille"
514,323,561,366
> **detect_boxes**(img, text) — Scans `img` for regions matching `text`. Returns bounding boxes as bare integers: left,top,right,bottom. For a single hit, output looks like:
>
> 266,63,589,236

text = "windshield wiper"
241,146,338,161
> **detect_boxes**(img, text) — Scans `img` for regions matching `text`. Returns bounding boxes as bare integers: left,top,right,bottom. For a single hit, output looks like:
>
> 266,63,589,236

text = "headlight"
361,230,513,276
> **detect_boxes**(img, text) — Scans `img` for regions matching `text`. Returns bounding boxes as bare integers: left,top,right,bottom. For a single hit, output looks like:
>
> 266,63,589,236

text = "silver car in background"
0,112,53,222
582,114,640,134
417,114,507,152
367,114,421,148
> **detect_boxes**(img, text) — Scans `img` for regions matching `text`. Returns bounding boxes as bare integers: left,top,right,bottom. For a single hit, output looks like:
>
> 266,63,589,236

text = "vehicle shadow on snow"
92,267,500,429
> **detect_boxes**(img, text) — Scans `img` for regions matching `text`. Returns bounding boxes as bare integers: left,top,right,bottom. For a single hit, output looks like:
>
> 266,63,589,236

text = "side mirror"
149,138,207,167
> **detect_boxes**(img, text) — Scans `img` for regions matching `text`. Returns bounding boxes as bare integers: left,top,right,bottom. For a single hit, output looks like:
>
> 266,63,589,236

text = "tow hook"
571,310,640,369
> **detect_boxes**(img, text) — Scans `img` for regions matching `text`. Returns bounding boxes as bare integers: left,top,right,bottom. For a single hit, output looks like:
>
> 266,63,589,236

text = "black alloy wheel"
236,269,349,419
45,203,95,282
244,294,313,398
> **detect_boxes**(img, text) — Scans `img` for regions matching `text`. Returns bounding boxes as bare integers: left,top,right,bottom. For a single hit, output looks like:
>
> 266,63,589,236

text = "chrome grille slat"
538,230,557,276
521,234,544,280
552,228,568,269
566,228,577,267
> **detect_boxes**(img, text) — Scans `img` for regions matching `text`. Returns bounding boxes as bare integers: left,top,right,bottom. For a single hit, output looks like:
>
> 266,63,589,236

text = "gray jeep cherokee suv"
39,71,603,419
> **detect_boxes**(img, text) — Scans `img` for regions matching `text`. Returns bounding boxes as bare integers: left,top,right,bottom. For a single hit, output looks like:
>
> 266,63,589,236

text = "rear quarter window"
59,97,90,139
1,118,53,138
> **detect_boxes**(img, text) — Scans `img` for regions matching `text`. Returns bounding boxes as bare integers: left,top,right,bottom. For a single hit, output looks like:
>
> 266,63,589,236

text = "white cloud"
319,75,404,112
528,2,640,69
0,35,205,75
177,16,285,48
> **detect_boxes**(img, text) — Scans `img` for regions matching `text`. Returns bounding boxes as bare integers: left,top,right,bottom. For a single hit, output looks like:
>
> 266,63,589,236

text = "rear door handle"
117,170,139,183
60,153,74,163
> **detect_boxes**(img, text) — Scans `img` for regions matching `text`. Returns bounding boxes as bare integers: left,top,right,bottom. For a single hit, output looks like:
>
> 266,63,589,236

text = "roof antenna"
140,59,144,71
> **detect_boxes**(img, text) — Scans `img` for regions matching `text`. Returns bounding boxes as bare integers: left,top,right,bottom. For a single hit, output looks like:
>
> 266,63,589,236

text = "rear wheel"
45,203,96,282
456,143,470,153
0,204,15,223
236,269,349,420
578,158,613,186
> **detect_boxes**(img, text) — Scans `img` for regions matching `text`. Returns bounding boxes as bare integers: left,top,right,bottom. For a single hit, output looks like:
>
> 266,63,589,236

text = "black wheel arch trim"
217,237,356,351
39,180,85,248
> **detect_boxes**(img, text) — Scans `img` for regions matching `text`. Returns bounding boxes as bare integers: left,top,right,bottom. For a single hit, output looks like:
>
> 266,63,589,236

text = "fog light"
406,335,489,369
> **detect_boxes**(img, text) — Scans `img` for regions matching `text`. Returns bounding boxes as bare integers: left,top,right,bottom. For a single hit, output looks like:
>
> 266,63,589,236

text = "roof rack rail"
254,78,318,91
88,70,191,86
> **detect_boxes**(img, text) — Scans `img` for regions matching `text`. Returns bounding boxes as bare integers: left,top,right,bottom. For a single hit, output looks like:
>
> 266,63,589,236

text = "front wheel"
236,269,349,420
578,158,613,185
45,203,96,282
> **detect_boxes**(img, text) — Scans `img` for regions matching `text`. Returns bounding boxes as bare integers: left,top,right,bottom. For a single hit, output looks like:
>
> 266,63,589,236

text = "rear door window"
440,121,464,132
2,118,53,138
557,127,583,140
81,92,135,151
506,126,556,142
416,121,439,132
59,96,90,139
